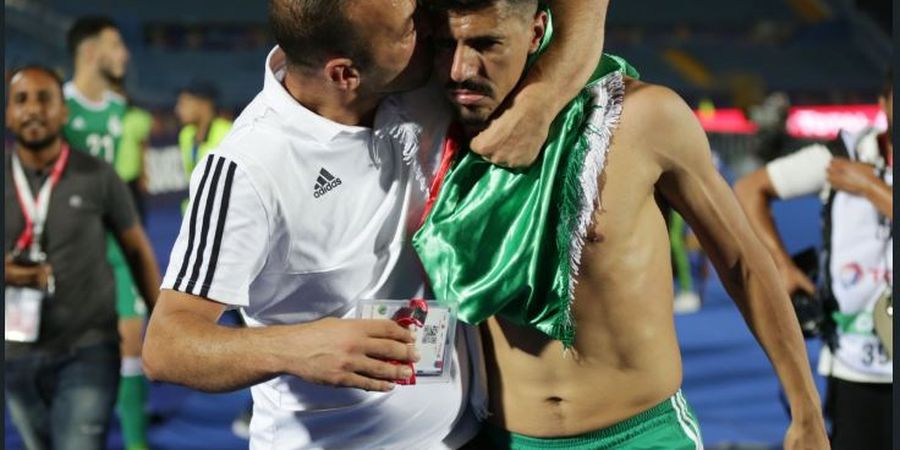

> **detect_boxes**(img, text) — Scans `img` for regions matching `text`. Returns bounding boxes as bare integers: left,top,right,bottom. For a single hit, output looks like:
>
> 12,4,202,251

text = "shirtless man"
419,1,829,448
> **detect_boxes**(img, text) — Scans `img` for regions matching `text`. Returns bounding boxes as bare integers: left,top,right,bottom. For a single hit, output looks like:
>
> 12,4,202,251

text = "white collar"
262,46,371,144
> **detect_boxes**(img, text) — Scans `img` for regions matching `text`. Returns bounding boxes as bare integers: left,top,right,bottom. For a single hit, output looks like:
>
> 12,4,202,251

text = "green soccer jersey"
63,82,128,165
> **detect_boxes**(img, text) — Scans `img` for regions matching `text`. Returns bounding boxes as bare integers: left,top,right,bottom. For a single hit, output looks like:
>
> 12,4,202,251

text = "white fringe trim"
562,72,626,339
372,96,427,193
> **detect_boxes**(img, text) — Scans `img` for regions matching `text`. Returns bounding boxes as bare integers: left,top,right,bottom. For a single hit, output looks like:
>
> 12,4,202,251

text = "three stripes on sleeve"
172,155,238,297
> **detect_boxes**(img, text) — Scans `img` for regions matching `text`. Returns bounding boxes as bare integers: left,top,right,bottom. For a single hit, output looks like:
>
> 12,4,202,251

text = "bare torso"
482,80,684,436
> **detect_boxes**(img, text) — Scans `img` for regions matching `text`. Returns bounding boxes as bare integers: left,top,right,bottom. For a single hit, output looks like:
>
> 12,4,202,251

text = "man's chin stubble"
17,133,59,152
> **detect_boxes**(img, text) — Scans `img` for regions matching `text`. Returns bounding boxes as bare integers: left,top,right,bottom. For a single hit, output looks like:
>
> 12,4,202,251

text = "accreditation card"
357,299,456,383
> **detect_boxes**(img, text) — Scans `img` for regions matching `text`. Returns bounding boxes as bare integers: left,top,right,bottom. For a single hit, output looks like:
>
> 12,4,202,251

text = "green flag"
413,32,638,348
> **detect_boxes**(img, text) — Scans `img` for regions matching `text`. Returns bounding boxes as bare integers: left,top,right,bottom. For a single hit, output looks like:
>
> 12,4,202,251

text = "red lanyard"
11,144,71,255
417,122,463,230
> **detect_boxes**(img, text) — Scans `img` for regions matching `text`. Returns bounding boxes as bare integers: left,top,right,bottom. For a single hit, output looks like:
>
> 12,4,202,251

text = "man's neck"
282,68,380,128
73,68,108,103
15,140,63,171
462,124,486,141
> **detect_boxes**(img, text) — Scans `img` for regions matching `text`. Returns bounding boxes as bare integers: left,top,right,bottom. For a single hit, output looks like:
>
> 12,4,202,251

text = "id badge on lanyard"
5,146,69,343
357,299,457,384
5,287,45,342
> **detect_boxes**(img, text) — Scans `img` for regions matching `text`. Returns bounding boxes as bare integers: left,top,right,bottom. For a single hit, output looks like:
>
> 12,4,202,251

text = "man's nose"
20,98,43,115
450,47,477,83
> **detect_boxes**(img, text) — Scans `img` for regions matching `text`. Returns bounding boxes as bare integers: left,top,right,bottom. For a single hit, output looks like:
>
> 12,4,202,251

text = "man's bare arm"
734,170,815,295
143,289,420,393
471,0,608,167
116,224,161,310
644,85,828,449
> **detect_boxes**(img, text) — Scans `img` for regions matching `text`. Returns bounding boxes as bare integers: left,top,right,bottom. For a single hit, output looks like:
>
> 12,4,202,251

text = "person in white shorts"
142,0,612,449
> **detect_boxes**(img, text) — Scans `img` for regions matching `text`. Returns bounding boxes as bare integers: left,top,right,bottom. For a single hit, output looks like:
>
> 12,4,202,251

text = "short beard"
16,133,59,152
100,66,123,86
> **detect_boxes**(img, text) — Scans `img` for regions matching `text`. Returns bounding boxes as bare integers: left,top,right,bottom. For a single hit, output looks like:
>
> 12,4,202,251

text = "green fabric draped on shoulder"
412,12,639,348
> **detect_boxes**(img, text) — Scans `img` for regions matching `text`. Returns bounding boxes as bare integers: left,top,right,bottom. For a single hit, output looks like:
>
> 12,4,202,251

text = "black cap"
179,79,220,104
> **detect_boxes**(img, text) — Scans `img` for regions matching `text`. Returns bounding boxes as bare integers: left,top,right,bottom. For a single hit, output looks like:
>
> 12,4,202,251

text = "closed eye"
467,37,502,52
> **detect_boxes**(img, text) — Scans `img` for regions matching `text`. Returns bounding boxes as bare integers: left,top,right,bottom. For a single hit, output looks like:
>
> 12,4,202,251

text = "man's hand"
145,290,421,393
778,262,816,296
4,255,52,290
470,0,610,168
783,415,830,450
827,158,877,196
470,91,552,168
280,317,420,392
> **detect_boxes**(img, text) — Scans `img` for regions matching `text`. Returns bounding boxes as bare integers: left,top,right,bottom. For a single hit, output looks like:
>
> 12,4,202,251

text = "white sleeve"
765,144,832,199
161,154,269,307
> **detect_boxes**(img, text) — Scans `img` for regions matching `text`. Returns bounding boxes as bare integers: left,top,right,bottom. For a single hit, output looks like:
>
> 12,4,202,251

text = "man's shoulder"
615,80,711,171
205,120,294,189
63,82,117,111
622,80,689,123
619,80,698,143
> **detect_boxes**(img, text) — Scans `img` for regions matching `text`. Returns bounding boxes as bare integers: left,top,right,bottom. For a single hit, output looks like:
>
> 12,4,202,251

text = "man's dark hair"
7,64,65,97
67,16,120,56
180,79,220,107
268,0,372,71
427,0,540,15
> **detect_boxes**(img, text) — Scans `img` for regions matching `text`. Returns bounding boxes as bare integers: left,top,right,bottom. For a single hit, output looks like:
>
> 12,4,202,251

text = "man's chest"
268,140,418,271
582,143,662,243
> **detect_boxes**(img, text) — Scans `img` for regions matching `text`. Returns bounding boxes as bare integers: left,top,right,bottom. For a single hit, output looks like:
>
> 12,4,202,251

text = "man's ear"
528,11,549,54
324,58,362,91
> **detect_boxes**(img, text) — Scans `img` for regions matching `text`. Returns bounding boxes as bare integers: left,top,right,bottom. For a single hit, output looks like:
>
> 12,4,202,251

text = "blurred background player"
669,210,702,313
112,80,153,223
174,79,232,211
63,16,152,450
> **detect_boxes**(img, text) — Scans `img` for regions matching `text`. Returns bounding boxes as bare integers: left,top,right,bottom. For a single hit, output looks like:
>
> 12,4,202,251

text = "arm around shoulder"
470,0,610,167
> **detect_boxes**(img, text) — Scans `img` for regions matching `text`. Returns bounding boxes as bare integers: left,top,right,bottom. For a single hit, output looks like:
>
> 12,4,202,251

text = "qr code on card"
422,324,440,345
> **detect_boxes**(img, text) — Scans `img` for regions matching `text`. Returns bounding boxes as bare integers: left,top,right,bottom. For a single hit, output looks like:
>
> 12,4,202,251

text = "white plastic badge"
5,287,44,343
357,299,456,384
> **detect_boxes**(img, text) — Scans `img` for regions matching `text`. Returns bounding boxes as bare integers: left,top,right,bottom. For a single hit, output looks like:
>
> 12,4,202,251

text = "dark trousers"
825,376,892,450
5,342,121,450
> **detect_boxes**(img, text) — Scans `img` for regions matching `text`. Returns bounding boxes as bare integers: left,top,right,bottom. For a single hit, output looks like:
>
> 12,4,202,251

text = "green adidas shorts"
107,234,147,319
479,390,703,450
